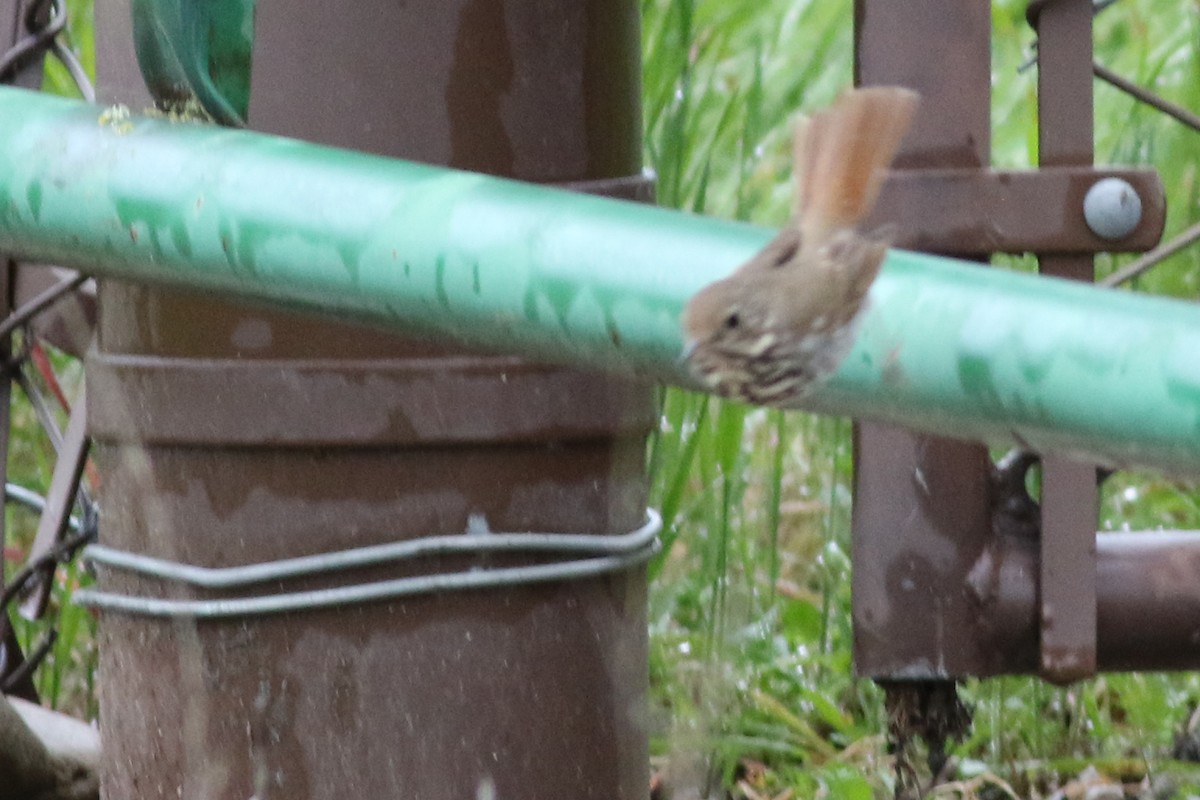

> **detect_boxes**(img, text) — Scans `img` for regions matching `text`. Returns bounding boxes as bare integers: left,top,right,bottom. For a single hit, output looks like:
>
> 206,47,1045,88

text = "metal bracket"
1033,0,1100,685
871,166,1164,255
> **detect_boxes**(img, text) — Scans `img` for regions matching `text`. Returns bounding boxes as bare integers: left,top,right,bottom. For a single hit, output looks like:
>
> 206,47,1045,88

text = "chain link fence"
0,0,96,705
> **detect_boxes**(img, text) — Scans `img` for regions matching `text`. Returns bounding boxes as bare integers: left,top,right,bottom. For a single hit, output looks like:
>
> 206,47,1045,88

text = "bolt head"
1084,177,1143,240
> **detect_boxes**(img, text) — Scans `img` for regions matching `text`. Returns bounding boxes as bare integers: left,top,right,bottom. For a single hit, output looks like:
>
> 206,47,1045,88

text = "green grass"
7,1,1200,797
642,5,876,793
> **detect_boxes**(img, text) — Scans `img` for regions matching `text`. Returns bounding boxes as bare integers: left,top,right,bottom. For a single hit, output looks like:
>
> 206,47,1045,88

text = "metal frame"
853,0,1200,683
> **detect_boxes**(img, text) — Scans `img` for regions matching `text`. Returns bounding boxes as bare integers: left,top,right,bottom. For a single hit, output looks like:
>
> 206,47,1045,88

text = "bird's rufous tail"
793,86,919,247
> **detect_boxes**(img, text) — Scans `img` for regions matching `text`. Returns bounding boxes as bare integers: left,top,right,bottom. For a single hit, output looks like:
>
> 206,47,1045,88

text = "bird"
681,86,918,405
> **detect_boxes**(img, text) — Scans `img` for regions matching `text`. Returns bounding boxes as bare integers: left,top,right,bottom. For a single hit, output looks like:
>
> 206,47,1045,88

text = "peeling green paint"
3,87,1200,474
25,182,41,221
434,255,449,307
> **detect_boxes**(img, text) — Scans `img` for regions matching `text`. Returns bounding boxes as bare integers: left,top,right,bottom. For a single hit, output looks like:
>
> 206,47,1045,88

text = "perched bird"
681,86,918,405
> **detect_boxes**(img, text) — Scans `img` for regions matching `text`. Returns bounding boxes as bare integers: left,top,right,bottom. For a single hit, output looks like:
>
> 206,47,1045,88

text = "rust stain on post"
852,0,999,679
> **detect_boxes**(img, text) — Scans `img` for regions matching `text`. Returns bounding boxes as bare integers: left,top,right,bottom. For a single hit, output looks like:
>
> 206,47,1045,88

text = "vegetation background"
6,0,1200,797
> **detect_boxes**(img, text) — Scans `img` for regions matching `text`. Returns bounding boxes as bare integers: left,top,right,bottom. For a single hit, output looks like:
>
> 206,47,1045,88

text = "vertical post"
1031,0,1099,683
852,0,1005,677
90,1,652,797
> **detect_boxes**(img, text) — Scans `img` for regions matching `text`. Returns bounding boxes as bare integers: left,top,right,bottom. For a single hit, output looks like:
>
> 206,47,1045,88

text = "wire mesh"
0,0,96,701
0,0,91,100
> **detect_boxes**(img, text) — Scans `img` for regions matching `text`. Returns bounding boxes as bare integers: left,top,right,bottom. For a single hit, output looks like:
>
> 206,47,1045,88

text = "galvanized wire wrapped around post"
72,511,662,619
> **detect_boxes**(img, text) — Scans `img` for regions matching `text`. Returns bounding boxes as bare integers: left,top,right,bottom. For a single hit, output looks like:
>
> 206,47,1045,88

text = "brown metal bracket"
871,167,1164,255
1032,0,1099,686
852,0,1162,687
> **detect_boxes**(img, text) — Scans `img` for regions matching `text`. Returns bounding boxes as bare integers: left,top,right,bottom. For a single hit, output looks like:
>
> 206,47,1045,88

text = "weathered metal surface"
850,426,996,676
4,87,1200,472
851,0,998,679
1033,0,1099,685
872,167,1163,255
89,0,653,798
248,0,642,180
86,353,652,446
94,434,653,799
968,530,1200,672
1038,456,1099,681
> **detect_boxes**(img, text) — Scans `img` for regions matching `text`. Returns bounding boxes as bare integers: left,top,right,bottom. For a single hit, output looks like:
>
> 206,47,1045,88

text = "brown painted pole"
90,2,652,798
851,0,1000,678
1030,0,1100,685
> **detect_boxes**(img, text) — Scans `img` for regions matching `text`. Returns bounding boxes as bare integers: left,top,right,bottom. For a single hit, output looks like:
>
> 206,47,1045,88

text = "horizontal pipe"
983,531,1200,673
2,87,1200,473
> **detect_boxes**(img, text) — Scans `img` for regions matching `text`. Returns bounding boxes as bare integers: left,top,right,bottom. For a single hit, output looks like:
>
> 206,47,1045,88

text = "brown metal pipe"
975,531,1200,674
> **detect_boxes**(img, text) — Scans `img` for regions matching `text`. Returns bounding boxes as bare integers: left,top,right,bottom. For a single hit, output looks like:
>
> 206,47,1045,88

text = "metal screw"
1083,177,1143,240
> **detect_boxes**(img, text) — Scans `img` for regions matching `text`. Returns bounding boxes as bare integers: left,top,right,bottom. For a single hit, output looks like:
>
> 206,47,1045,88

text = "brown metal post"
852,0,1002,678
853,0,1127,683
90,2,652,798
1029,0,1099,684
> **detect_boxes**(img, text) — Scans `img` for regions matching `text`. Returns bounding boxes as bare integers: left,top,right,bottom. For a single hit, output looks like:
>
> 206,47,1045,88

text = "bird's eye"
772,239,799,267
724,312,740,329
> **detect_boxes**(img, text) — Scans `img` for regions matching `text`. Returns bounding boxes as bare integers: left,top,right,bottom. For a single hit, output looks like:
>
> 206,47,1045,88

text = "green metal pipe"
2,87,1199,473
